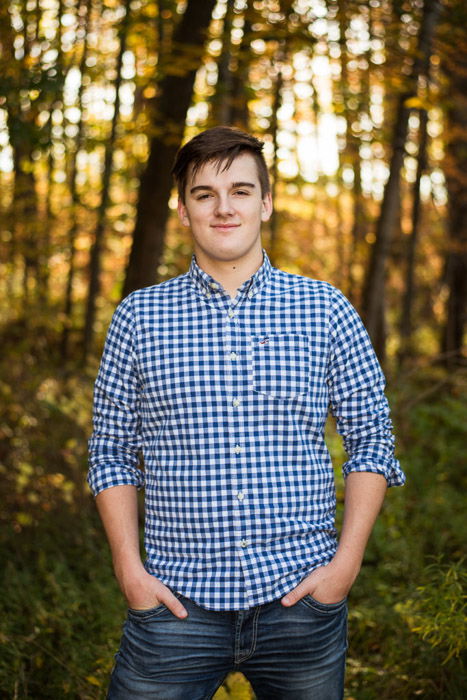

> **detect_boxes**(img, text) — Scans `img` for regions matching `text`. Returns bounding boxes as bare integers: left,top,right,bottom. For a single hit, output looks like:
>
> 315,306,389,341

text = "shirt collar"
188,250,273,301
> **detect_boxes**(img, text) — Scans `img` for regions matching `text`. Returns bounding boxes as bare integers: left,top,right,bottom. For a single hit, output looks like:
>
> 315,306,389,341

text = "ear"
177,198,190,227
261,192,273,222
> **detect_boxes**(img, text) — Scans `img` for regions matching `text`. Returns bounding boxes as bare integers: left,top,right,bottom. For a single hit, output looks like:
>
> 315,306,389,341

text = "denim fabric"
107,592,347,699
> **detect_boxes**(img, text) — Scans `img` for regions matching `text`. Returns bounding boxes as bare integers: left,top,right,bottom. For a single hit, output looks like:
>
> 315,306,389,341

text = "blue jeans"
107,592,347,699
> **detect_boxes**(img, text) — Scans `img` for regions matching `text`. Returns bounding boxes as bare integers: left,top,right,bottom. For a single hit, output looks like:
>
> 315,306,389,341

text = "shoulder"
120,273,190,314
270,267,340,303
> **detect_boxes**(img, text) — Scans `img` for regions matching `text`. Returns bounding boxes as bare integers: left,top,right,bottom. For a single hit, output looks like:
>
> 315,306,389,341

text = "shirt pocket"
250,333,310,399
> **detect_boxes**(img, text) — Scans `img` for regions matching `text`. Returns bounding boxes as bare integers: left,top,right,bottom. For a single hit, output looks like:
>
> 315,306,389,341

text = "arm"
96,485,187,618
281,472,387,605
88,297,187,619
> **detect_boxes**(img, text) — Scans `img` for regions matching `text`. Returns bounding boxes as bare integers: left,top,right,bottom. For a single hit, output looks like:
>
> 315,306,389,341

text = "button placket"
223,306,243,547
226,306,250,553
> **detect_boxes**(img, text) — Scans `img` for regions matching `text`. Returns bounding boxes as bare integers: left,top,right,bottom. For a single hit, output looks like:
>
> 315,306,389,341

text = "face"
178,153,272,269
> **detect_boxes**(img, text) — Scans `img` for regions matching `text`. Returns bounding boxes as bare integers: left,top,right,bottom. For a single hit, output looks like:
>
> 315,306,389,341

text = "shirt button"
237,491,245,501
228,309,236,318
210,282,219,290
240,539,249,548
232,398,240,407
234,445,242,454
248,291,254,299
230,352,237,360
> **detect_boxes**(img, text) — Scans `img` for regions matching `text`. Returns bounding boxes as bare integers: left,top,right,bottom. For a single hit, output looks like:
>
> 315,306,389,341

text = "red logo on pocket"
259,337,269,345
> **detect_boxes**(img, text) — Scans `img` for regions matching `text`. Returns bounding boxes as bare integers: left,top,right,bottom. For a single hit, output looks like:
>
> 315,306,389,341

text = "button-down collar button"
205,291,211,298
240,538,249,548
248,290,254,299
237,491,245,501
230,352,237,360
210,282,219,290
232,398,240,407
234,445,242,454
228,309,235,318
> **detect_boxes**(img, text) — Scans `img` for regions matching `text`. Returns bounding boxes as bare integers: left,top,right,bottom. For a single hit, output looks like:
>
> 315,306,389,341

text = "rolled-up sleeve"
327,289,405,487
87,294,145,496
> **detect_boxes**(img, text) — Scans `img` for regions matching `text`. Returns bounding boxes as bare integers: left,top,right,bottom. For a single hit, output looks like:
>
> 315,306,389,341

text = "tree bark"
268,44,286,266
362,0,441,358
122,0,217,297
229,7,252,131
398,108,428,365
82,0,130,362
440,11,467,366
60,0,92,360
210,0,236,126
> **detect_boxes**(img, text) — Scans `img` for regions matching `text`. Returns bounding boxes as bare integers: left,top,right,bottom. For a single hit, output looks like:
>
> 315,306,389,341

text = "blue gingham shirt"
88,252,405,611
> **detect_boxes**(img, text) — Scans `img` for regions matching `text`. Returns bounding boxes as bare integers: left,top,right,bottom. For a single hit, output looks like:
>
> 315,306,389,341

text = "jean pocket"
300,594,347,614
250,333,310,399
127,591,183,621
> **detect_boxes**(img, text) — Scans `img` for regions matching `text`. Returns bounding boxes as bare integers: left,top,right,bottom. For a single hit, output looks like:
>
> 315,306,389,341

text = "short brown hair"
172,126,270,202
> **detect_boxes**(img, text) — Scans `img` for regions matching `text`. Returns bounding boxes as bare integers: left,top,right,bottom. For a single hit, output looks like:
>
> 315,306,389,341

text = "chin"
211,248,245,262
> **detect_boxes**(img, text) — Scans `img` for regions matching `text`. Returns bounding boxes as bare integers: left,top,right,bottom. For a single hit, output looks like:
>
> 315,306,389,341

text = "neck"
195,249,264,299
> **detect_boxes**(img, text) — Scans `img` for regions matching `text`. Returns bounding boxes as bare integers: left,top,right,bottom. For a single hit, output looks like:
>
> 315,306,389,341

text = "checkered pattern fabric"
88,252,405,611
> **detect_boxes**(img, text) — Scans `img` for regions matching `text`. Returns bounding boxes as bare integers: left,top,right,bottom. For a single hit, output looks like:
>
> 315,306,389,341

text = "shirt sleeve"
87,293,145,496
327,288,405,487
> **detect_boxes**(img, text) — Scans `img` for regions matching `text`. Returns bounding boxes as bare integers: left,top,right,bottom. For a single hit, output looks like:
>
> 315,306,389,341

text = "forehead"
188,152,260,188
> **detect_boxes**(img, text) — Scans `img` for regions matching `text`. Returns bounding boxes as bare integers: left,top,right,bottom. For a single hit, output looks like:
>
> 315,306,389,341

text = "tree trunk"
398,108,428,365
269,45,286,265
60,0,92,360
11,145,39,305
229,10,251,131
122,0,217,297
440,13,467,366
362,0,441,357
210,0,236,125
82,0,130,362
38,0,65,306
2,0,41,307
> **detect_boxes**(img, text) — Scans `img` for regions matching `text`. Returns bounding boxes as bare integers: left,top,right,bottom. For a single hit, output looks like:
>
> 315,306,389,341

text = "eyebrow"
189,182,256,194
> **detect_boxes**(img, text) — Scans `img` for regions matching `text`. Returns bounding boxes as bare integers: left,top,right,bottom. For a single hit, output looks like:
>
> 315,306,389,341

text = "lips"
211,224,240,230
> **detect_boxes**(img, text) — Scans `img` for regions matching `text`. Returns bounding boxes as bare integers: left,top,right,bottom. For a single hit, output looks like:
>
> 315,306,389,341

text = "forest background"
0,0,465,697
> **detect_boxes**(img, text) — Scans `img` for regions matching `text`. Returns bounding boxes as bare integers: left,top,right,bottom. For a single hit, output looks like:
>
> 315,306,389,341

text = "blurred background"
0,0,465,697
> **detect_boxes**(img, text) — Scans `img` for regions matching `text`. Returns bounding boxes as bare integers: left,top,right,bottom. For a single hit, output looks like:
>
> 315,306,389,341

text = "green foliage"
0,516,123,699
343,371,467,699
396,559,466,664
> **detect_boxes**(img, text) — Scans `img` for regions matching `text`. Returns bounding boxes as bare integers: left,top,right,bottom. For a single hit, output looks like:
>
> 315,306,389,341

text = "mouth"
211,223,240,231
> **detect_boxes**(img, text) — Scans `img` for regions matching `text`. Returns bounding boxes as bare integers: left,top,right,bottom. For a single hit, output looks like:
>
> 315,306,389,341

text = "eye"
234,189,249,196
196,193,212,200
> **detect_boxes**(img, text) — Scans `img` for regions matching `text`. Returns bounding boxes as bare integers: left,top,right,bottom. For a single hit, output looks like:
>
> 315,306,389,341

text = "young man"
88,126,405,699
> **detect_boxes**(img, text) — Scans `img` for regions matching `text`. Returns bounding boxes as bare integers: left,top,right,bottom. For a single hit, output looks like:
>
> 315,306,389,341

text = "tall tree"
398,106,429,365
0,0,40,303
122,0,217,296
210,0,236,125
61,0,92,360
440,2,467,366
362,0,441,359
82,0,131,361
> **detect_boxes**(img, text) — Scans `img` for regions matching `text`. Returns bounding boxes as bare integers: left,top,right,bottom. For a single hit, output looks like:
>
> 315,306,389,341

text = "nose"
214,194,234,217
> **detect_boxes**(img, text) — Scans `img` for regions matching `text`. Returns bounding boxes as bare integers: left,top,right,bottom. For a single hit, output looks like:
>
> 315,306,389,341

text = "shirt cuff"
87,464,145,497
342,458,406,487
